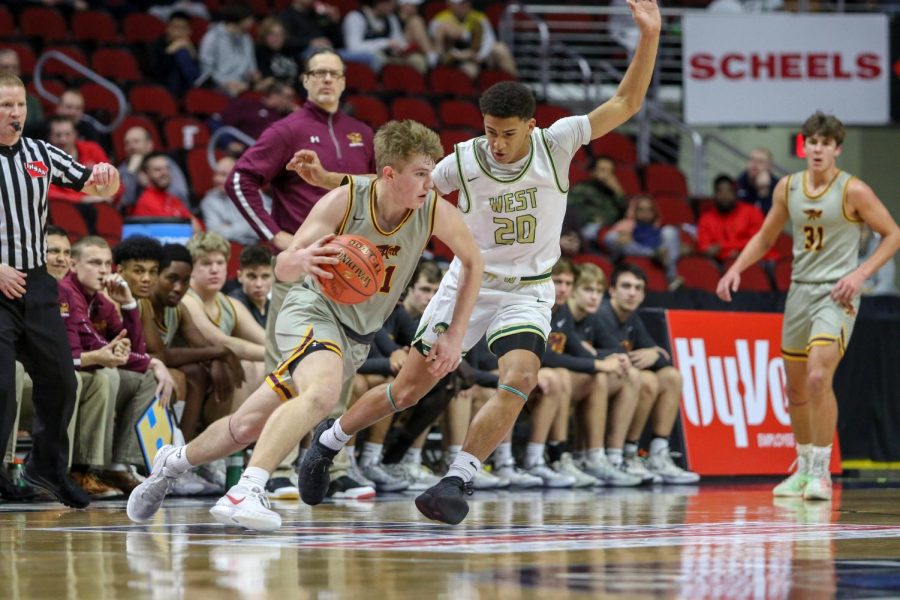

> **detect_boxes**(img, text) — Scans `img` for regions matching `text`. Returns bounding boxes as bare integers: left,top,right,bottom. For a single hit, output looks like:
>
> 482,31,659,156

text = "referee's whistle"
11,122,20,131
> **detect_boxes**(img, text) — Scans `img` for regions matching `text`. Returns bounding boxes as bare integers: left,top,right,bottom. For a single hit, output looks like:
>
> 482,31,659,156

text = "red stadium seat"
344,61,379,93
591,131,637,166
429,66,475,97
0,7,15,37
331,0,361,17
91,48,142,83
95,203,123,246
740,264,772,292
189,16,208,47
655,194,695,226
184,88,229,118
186,148,217,198
49,201,89,239
381,64,427,95
774,258,792,292
41,45,88,80
129,84,179,119
643,163,688,199
534,104,571,128
677,255,721,293
73,11,119,44
438,99,482,130
623,256,668,292
439,128,476,154
113,116,162,164
80,83,120,115
122,14,166,44
615,165,642,197
573,253,613,280
773,232,793,261
20,7,68,43
164,117,210,152
390,97,438,129
344,95,389,129
477,68,515,92
227,241,244,279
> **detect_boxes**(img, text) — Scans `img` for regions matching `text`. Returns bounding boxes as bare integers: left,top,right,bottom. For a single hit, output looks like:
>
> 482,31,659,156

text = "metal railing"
33,50,128,134
207,126,256,169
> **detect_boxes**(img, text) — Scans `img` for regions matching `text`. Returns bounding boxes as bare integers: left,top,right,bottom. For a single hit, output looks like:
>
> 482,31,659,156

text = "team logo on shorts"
433,322,449,335
803,209,823,221
24,161,49,179
347,132,365,147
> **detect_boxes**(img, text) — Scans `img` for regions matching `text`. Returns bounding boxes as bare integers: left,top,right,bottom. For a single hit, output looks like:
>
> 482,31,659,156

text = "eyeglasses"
305,69,345,80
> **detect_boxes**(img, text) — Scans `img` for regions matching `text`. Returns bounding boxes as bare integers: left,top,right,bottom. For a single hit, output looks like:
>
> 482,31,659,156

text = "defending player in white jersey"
717,112,900,502
297,0,662,525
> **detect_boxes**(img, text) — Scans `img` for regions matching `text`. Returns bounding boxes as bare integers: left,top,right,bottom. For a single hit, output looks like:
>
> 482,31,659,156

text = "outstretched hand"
627,0,661,34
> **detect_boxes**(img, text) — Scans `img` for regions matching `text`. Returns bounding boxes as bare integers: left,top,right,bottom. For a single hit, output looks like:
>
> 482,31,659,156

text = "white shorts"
414,268,554,355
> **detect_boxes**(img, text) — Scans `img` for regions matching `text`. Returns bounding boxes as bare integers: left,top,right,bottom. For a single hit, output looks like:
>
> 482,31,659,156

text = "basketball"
317,234,385,305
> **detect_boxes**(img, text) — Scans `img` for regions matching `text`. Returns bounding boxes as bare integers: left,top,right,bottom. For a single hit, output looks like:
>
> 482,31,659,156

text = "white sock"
811,444,832,476
572,449,586,462
166,446,193,474
649,437,669,456
607,448,624,467
446,451,480,483
587,447,606,463
403,446,423,464
361,442,383,467
623,442,639,458
493,442,513,466
524,443,545,468
447,444,462,463
796,443,813,474
347,446,357,467
319,417,352,451
239,466,269,489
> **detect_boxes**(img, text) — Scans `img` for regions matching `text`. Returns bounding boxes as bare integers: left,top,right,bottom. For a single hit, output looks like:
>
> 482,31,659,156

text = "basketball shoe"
773,455,810,498
803,451,832,501
385,459,441,491
211,483,281,531
127,445,186,522
646,449,700,484
553,453,600,487
297,419,338,505
493,461,542,488
415,476,474,525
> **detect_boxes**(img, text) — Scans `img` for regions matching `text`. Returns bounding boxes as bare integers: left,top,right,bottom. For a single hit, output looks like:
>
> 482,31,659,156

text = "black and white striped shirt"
0,137,90,269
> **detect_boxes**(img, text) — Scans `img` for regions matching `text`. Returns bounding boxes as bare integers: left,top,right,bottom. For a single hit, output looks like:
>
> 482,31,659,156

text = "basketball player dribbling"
717,112,900,501
297,0,662,525
126,120,483,530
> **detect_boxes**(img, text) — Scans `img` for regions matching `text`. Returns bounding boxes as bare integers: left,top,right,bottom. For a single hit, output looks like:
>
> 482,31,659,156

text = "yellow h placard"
135,401,174,471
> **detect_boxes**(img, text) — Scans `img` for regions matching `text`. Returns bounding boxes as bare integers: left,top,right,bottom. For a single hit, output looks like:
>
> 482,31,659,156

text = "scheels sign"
667,310,841,476
682,14,889,125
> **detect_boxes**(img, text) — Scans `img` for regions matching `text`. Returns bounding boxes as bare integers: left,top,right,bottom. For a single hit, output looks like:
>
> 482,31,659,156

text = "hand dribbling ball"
317,234,385,304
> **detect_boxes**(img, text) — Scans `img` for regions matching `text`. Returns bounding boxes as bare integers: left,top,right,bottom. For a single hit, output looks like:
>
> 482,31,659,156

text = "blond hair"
71,235,110,260
575,262,607,290
186,231,230,261
0,73,25,90
374,120,444,173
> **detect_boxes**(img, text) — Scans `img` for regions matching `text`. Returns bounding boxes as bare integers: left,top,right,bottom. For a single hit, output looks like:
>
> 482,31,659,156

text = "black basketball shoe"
414,476,474,525
298,418,339,506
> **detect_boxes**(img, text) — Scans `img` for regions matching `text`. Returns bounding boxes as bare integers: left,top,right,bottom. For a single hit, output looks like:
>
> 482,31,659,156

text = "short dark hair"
801,111,845,146
169,10,191,23
221,3,253,24
479,82,535,120
239,244,273,270
304,48,343,73
411,259,442,286
551,257,576,277
714,174,735,189
46,225,68,238
589,155,616,170
113,235,164,266
48,115,76,130
140,151,168,173
611,263,647,288
159,243,193,272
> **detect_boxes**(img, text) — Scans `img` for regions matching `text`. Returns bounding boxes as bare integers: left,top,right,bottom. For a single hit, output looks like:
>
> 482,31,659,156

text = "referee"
0,73,119,507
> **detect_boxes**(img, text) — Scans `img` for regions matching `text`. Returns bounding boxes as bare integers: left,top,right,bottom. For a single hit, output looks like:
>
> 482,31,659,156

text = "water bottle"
225,451,244,489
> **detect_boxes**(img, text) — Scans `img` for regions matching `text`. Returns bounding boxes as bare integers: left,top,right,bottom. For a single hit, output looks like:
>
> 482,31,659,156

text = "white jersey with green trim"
432,115,591,276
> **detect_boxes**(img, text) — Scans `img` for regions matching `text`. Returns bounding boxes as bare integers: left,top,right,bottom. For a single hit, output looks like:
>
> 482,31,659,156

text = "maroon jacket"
226,100,375,242
57,271,151,372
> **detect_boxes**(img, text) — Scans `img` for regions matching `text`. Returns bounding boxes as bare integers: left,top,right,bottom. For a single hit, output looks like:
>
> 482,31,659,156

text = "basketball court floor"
3,482,900,599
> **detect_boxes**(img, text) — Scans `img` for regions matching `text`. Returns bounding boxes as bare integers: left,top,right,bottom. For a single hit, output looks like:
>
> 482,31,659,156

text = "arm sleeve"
46,143,91,190
59,286,86,367
200,196,242,240
696,214,716,253
632,315,670,369
541,350,596,373
225,125,293,240
431,152,462,197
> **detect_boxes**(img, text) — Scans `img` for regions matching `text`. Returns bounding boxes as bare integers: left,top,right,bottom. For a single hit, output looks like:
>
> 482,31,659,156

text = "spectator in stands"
60,236,175,495
559,221,584,260
736,147,776,214
219,82,297,143
255,17,299,89
397,0,439,69
117,126,190,212
429,0,517,78
859,226,898,296
200,156,270,244
697,174,770,263
343,0,427,74
0,49,44,138
605,194,681,287
280,0,344,59
47,116,115,233
567,155,628,242
146,11,201,98
55,89,105,149
198,4,260,97
132,152,203,231
228,245,274,329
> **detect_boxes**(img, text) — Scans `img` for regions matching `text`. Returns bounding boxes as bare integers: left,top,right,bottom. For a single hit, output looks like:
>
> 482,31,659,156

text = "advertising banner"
667,310,841,476
682,14,890,125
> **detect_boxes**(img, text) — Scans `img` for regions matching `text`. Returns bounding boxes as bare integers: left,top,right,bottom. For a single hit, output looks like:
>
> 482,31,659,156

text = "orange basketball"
317,234,385,305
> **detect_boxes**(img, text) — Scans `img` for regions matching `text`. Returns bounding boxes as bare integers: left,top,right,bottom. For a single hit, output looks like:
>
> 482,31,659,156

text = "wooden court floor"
3,482,900,599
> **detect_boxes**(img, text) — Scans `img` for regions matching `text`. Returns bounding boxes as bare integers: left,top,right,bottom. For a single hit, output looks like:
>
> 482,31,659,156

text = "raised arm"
717,176,791,301
587,0,661,140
